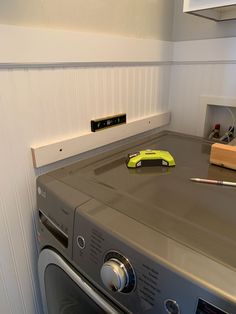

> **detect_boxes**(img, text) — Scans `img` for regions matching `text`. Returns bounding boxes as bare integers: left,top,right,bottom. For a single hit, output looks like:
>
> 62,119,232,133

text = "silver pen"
190,178,236,187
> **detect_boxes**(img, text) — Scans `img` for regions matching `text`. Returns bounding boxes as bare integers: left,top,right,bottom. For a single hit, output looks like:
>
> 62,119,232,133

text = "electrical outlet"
91,114,126,132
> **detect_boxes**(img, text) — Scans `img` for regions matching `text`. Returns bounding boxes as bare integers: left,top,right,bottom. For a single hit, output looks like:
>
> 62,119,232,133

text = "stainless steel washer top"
37,131,236,314
49,131,236,271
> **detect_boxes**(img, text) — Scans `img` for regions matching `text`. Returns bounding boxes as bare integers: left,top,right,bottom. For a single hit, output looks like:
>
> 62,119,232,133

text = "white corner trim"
31,112,170,168
1,24,172,64
173,37,236,63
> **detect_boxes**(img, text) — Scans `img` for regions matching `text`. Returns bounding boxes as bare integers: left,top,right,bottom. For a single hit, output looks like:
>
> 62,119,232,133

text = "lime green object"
126,149,176,168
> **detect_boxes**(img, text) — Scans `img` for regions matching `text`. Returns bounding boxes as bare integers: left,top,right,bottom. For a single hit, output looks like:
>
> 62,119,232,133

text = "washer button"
77,236,85,249
164,299,180,314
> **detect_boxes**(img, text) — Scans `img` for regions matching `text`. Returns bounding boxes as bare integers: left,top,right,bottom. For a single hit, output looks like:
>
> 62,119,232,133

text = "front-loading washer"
38,248,123,314
37,178,127,314
37,131,236,314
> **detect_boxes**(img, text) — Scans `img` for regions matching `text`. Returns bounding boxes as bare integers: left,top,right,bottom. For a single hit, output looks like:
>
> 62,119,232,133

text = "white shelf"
183,0,236,21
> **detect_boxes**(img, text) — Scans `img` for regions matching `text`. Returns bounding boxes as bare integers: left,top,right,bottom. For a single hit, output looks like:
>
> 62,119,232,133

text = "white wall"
0,0,174,40
169,0,236,136
0,1,173,310
0,1,174,312
3,1,236,313
0,59,172,314
169,61,236,135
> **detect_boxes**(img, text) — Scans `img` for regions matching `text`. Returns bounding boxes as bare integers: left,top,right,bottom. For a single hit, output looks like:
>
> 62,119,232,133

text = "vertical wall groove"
0,262,12,314
15,187,41,314
0,197,13,314
0,197,26,313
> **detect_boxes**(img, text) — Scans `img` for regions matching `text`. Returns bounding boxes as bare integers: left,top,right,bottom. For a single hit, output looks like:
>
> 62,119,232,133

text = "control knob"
100,252,135,293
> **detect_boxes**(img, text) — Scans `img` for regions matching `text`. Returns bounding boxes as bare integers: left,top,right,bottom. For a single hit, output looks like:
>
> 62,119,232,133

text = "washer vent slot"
39,210,68,248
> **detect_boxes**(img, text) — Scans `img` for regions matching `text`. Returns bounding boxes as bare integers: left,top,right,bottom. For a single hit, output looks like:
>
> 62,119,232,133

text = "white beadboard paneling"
0,24,173,64
0,78,42,314
0,63,171,314
0,264,11,314
169,63,236,136
169,36,236,137
26,65,171,145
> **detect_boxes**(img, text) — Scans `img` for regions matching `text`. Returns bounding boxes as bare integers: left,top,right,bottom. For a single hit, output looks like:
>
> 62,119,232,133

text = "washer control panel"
72,200,236,314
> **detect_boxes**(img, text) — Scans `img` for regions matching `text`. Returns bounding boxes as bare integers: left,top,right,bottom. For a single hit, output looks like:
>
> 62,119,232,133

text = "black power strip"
91,114,126,132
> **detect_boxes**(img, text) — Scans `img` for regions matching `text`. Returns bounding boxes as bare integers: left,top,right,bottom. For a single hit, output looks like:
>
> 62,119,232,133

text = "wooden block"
210,143,236,170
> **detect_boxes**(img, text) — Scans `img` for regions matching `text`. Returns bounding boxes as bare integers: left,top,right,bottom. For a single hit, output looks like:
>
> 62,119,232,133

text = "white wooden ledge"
31,112,170,167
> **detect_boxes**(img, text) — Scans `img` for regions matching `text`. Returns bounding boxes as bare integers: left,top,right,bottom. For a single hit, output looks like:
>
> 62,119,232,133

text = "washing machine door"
38,249,123,314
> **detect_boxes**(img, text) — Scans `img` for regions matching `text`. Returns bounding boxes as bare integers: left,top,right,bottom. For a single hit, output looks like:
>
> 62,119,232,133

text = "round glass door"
44,263,120,314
